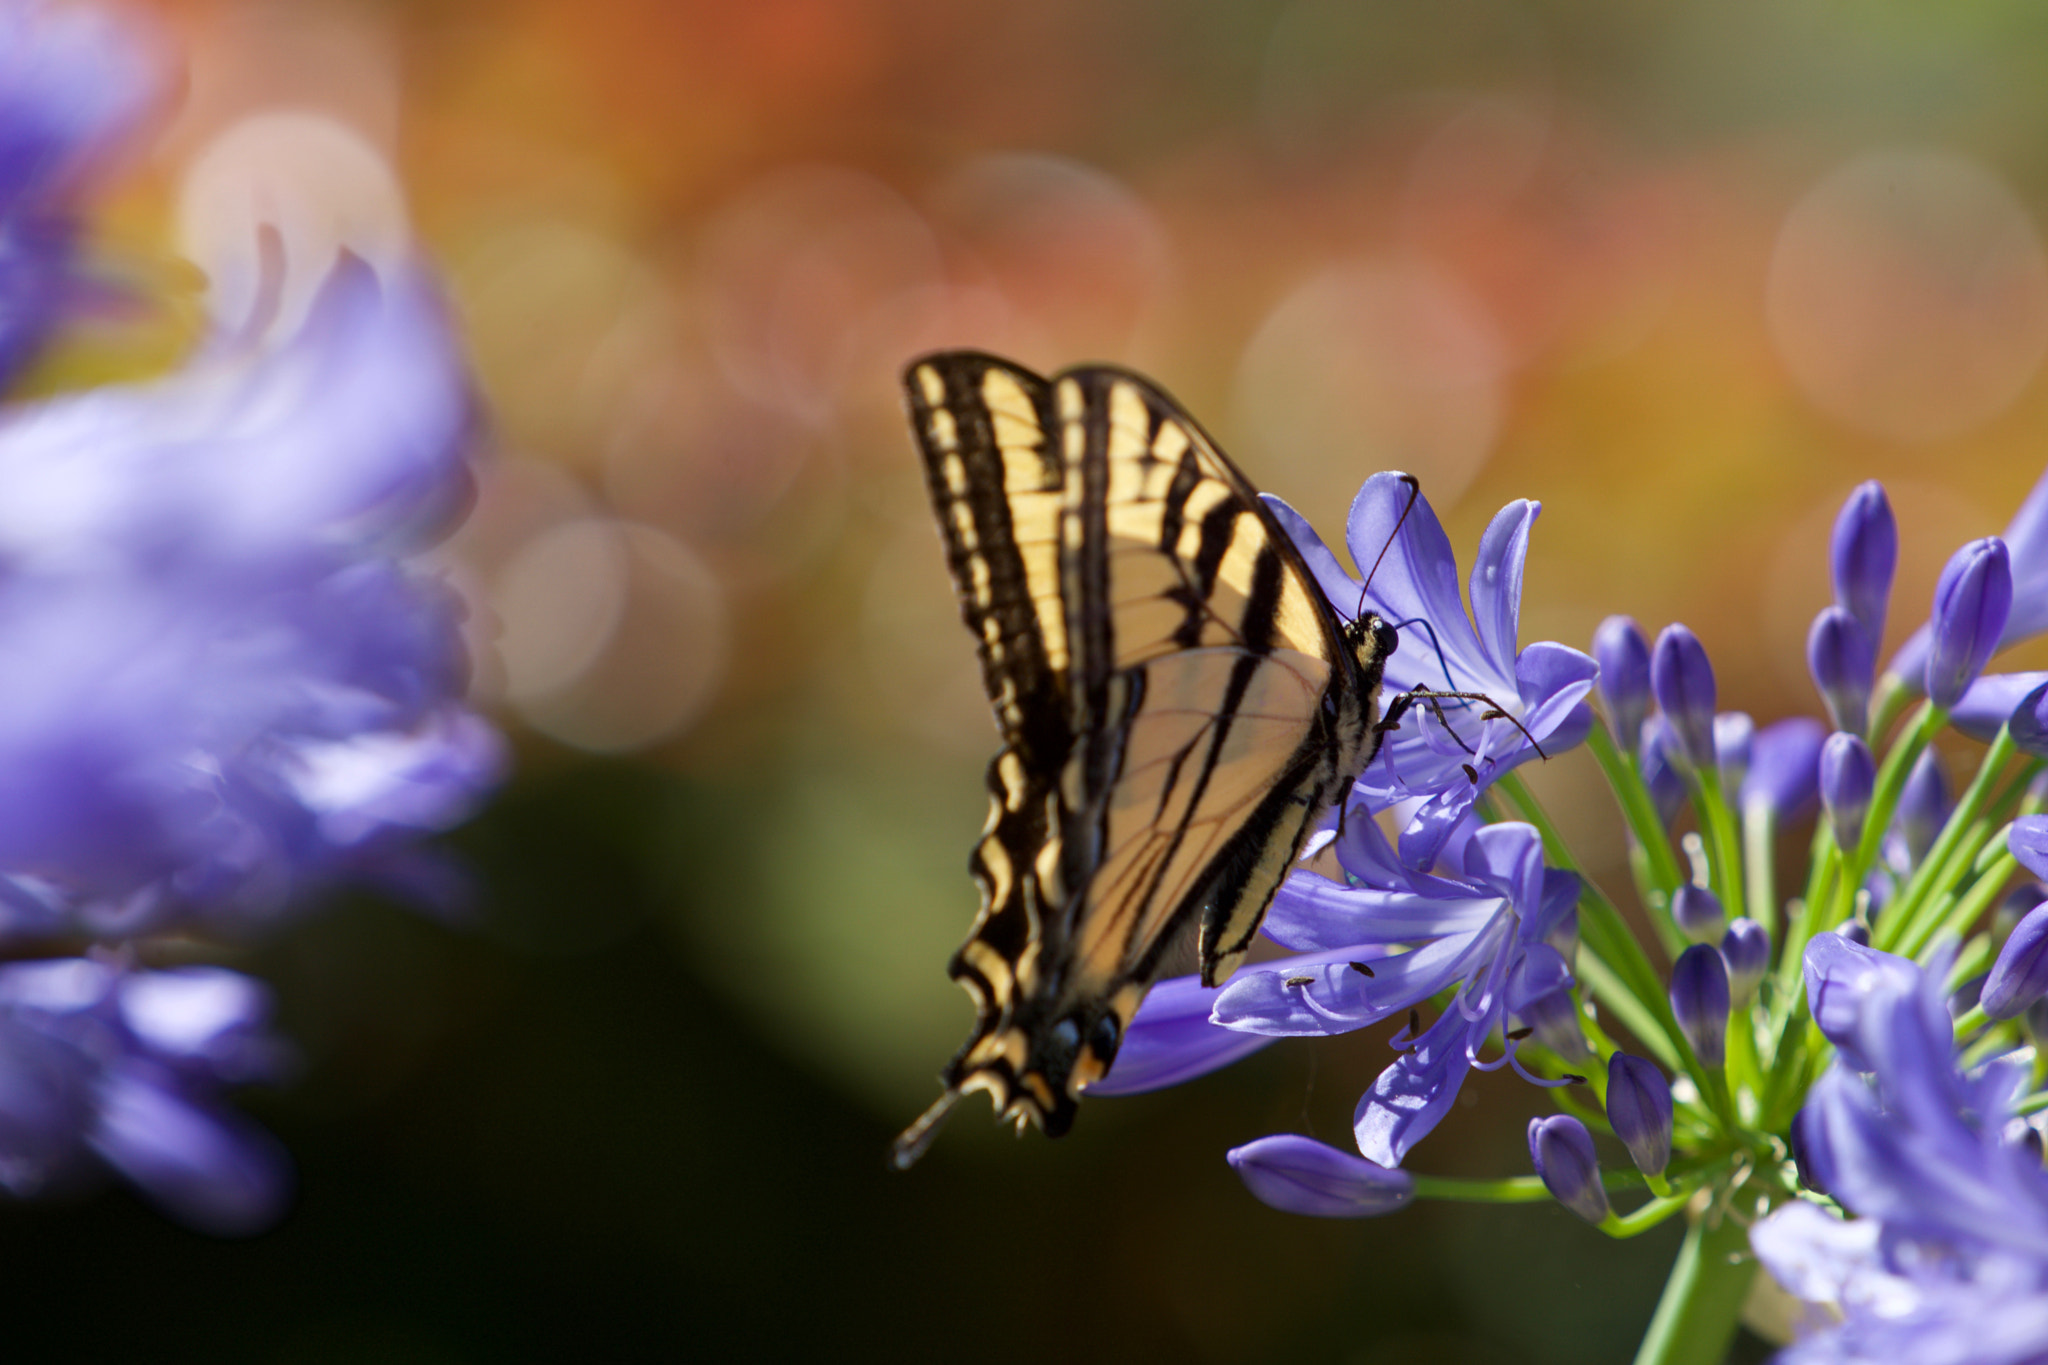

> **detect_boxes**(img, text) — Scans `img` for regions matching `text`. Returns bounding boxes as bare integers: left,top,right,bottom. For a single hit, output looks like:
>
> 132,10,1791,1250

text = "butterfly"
889,352,1510,1168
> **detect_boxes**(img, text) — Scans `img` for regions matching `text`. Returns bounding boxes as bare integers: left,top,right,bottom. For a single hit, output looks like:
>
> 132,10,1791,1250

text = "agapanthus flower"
1264,473,1597,869
0,254,503,941
1205,814,1580,1166
1753,940,2048,1364
0,0,162,387
0,954,291,1235
1890,461,2048,689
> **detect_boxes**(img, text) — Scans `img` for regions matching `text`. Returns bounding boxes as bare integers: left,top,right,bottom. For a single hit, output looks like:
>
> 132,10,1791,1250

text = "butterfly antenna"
1353,473,1422,622
888,1088,962,1170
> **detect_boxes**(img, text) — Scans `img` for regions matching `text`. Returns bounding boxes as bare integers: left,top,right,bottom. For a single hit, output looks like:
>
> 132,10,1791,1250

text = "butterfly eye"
1088,1013,1121,1062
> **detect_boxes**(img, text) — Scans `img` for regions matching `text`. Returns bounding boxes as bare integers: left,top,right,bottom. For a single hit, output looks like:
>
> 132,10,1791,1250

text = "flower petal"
1353,1007,1479,1166
1468,499,1536,677
1087,972,1277,1096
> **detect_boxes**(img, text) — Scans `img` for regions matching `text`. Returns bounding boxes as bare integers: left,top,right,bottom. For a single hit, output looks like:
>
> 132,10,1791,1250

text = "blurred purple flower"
1651,624,1718,768
1808,606,1874,736
1832,482,1897,652
1265,474,1596,870
1199,815,1578,1167
1755,945,2048,1364
1819,732,1874,852
1925,538,2012,709
0,955,291,1234
0,0,161,386
1741,717,1825,822
1890,464,2048,690
0,254,502,940
1593,615,1651,750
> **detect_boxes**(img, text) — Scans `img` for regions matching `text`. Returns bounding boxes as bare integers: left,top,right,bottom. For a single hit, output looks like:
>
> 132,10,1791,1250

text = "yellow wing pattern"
893,352,1391,1166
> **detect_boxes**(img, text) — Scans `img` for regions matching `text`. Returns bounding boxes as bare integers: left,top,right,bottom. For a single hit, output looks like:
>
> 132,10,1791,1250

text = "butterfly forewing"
895,352,1387,1166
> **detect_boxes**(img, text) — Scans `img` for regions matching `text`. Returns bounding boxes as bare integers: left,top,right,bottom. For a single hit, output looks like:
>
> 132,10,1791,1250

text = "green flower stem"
1952,1003,1990,1040
1878,726,2015,954
1846,701,1945,923
1586,723,1688,954
1631,1208,1759,1365
1725,1005,1764,1121
1600,1191,1692,1239
1495,773,1718,1114
1771,832,1839,1042
1410,1171,1643,1203
1742,804,1777,936
1928,853,2020,957
1691,765,1747,925
1869,672,1915,746
1577,949,1684,1075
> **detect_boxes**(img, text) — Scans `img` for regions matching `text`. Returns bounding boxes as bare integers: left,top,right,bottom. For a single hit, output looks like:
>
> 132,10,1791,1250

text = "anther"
1349,961,1375,977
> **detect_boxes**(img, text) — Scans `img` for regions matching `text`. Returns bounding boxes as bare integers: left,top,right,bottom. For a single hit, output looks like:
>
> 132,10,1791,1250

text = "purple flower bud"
1651,625,1718,767
1605,1053,1673,1179
1722,918,1770,1007
1639,717,1686,826
1739,718,1824,821
1998,884,2046,940
1225,1134,1415,1218
1670,944,1731,1068
1832,481,1897,649
2013,680,2048,760
1897,747,1951,868
1949,971,1985,1019
1714,712,1753,792
1672,885,1726,943
1528,1114,1609,1224
1819,732,1875,851
1983,903,2048,1021
1593,616,1652,751
1807,606,1875,736
1926,537,2013,708
2013,816,2048,883
1515,985,1592,1064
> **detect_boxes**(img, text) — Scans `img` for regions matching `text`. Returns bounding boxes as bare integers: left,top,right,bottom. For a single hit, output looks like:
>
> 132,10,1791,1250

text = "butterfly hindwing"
894,352,1391,1166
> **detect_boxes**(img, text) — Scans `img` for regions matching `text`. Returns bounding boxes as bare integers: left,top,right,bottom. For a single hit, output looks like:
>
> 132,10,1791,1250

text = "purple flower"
1890,465,2048,689
1893,747,1951,872
1529,1114,1608,1224
1715,711,1754,792
1755,946,2048,1364
1670,943,1730,1068
1819,732,1875,852
1723,918,1770,1007
1265,474,1596,870
1192,816,1576,1167
1672,885,1725,944
1226,1134,1415,1218
1832,482,1897,652
1740,718,1825,822
1606,1053,1672,1180
1984,904,2048,1022
0,256,502,939
1951,674,2048,757
0,0,162,386
2014,817,2048,883
1651,625,1717,768
1926,538,2014,709
1085,971,1278,1096
1593,615,1651,750
1808,606,1875,736
1639,715,1687,826
0,956,291,1234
